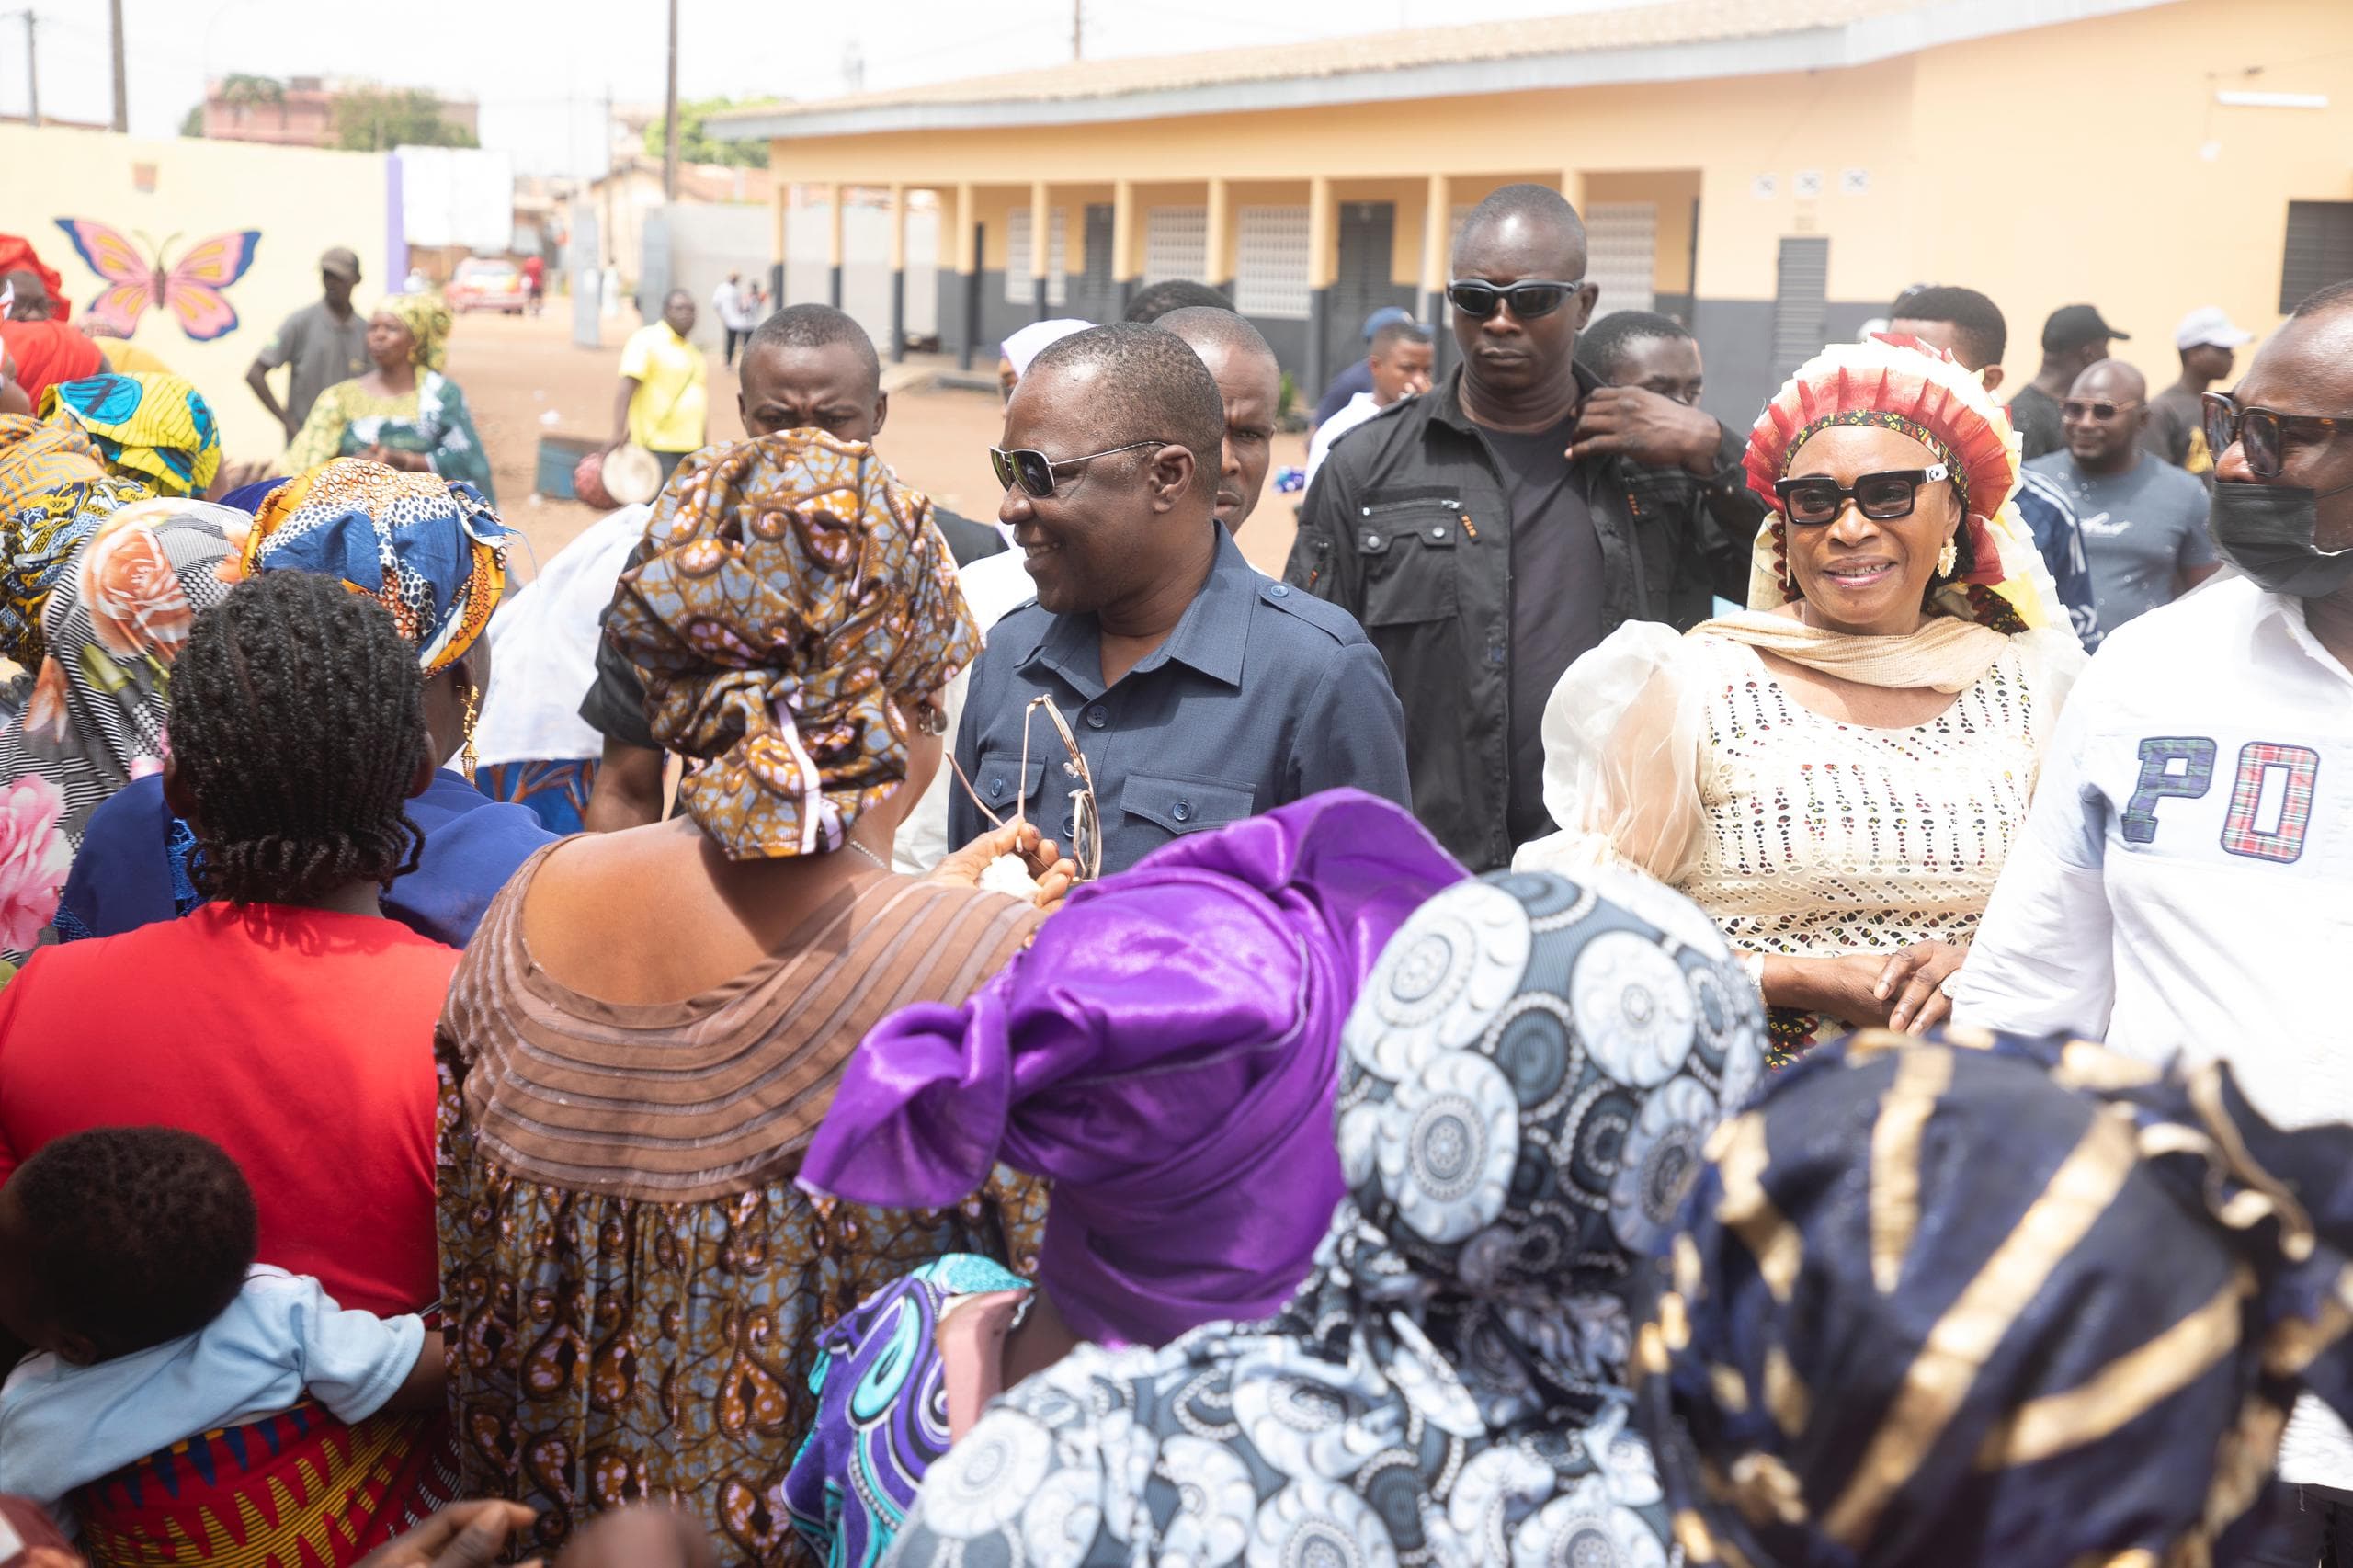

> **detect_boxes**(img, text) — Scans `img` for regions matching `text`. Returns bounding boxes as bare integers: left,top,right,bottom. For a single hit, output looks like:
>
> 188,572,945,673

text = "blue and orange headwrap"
1635,1028,2353,1568
604,431,977,860
231,458,511,674
1743,335,2056,634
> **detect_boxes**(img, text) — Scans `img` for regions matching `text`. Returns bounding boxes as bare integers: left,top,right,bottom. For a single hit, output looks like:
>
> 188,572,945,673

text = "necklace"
845,839,890,872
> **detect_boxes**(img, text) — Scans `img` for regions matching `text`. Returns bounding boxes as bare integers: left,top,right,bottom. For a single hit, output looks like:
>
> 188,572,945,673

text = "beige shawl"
1689,610,2009,694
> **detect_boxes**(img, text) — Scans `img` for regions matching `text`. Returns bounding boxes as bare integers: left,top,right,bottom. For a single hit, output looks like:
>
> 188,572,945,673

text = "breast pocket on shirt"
1121,774,1257,837
966,752,1047,824
1356,498,1462,627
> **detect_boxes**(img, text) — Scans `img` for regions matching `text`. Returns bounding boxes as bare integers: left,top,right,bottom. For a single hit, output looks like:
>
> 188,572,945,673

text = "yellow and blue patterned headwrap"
233,458,511,675
1635,1028,2353,1567
39,371,221,499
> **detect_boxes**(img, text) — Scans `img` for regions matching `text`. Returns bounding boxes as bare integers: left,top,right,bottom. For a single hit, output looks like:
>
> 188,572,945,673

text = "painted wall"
5,124,393,463
763,0,2353,426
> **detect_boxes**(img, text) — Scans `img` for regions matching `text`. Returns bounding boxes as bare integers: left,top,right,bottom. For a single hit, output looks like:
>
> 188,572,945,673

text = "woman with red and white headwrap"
1518,334,2086,1065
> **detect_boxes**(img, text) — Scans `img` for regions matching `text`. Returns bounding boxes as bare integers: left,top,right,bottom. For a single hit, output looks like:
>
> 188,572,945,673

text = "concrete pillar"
1029,177,1051,324
1306,175,1336,400
825,182,846,310
886,182,907,362
769,178,790,319
1422,172,1452,382
1559,169,1587,219
1111,177,1137,320
1204,176,1232,294
954,181,979,370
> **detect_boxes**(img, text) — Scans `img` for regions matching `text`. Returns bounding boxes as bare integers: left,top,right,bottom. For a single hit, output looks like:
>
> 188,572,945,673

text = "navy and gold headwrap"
1633,1028,2353,1568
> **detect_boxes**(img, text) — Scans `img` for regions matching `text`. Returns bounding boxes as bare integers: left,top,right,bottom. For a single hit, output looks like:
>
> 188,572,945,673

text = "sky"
8,0,1635,176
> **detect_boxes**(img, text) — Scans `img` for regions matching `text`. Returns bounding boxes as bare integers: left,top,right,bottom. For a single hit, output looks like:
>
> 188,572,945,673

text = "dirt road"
444,308,1305,581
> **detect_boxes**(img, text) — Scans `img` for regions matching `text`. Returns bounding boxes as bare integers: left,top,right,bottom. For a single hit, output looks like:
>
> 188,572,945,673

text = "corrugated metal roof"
710,0,1923,125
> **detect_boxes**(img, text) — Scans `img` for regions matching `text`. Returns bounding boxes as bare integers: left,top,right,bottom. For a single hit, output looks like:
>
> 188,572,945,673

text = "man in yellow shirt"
608,290,708,483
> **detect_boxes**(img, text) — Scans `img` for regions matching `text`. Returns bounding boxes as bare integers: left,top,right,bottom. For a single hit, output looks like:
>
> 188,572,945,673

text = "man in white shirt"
1302,317,1432,487
711,271,749,368
1953,280,2353,1559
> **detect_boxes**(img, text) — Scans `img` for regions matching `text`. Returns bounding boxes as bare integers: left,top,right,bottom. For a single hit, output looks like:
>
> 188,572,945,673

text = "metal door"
1771,236,1830,381
1330,200,1396,335
1074,203,1118,321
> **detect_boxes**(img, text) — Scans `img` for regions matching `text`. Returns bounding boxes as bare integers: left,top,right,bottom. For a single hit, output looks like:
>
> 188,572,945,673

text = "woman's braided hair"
169,572,427,905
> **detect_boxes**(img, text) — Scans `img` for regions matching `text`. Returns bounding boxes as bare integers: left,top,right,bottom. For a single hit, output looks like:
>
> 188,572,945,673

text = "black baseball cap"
2041,303,2129,352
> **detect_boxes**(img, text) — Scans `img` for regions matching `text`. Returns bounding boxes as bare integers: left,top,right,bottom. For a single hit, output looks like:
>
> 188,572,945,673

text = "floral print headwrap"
606,431,977,860
233,457,512,674
1743,334,2059,634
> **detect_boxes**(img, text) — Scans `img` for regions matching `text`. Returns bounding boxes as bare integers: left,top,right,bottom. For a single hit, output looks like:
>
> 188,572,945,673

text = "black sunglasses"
989,439,1168,500
1774,464,1950,526
2202,392,2353,482
1445,278,1586,320
2061,399,2141,422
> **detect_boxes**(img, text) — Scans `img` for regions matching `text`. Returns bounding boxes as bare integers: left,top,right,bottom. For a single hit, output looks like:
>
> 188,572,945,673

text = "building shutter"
1771,235,1830,381
2281,201,2353,314
1585,201,1657,321
1235,205,1311,320
1144,206,1208,283
1004,208,1068,307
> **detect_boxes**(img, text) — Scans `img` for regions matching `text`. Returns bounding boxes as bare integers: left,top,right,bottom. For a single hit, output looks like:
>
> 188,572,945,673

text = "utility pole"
661,0,679,202
107,0,124,131
1072,0,1082,62
18,11,38,129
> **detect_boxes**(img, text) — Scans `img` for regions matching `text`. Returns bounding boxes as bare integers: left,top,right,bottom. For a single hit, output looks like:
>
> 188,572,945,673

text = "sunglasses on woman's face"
1774,464,1950,526
988,440,1168,500
2202,392,2353,483
2061,399,2141,423
1444,278,1586,320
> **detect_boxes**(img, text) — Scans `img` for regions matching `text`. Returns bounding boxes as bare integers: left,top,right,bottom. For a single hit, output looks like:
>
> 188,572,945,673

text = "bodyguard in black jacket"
1284,185,1762,872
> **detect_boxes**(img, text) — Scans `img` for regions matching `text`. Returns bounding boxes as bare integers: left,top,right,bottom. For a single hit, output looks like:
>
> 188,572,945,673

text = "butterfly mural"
52,220,263,343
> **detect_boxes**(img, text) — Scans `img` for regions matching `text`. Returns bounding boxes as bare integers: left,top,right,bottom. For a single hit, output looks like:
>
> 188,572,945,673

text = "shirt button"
1362,532,1381,549
1086,705,1108,729
1430,527,1446,540
988,777,1006,799
1172,801,1193,823
1061,813,1077,839
1269,584,1289,597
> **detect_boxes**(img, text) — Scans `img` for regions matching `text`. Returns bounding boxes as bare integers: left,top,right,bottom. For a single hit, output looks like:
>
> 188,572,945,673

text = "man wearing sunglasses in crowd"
1955,283,2353,1563
1282,182,1757,872
2026,357,2217,635
949,322,1409,877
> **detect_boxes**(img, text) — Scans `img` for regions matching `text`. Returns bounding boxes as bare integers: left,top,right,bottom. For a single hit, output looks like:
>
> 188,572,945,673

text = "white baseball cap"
2175,306,2255,351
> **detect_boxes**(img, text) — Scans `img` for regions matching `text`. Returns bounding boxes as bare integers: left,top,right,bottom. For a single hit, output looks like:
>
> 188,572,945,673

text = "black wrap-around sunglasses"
1445,278,1586,320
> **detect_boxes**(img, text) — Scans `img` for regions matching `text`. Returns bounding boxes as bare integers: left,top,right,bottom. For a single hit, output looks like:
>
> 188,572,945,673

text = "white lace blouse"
1518,620,2085,1054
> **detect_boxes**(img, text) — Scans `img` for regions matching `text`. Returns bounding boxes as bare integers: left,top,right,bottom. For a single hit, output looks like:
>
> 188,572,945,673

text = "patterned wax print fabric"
237,457,511,673
0,474,144,672
39,371,222,498
280,372,497,504
1743,334,2064,635
604,431,977,860
782,1254,1031,1568
475,757,597,835
0,496,242,963
887,866,1768,1568
0,413,103,521
1634,1028,2353,1568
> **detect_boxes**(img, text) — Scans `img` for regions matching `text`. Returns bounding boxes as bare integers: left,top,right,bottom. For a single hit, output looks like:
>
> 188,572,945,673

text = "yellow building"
715,0,2353,428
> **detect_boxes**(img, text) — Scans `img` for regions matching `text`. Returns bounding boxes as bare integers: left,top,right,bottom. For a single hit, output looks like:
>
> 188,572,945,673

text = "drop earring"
1937,538,1960,580
456,682,480,781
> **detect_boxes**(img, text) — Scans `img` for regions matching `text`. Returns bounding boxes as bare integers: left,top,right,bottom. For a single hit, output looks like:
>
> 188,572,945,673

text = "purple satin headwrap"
799,790,1465,1347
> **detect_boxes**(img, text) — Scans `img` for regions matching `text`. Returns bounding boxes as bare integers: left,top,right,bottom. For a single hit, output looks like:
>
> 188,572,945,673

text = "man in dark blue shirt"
951,323,1410,876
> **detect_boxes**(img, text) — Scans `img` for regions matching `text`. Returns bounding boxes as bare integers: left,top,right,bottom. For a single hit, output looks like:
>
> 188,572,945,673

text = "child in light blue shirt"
0,1128,441,1525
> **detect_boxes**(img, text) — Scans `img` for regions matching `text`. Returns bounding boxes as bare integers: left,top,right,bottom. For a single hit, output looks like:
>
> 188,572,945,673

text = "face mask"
2207,480,2353,599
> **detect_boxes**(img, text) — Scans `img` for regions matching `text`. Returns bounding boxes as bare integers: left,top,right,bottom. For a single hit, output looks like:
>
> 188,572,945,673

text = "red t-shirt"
0,904,456,1317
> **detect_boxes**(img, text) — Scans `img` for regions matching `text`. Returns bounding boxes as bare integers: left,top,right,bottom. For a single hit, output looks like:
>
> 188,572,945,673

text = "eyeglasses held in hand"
1774,464,1950,526
946,694,1103,882
2201,392,2353,483
1444,278,1586,320
989,440,1170,500
2061,399,2142,422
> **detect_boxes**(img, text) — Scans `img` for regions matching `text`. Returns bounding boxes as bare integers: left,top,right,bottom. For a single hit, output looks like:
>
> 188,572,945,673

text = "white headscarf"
1000,318,1095,377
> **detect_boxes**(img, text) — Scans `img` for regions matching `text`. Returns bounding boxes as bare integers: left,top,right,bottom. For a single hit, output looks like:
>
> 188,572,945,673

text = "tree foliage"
332,85,479,152
642,97,775,169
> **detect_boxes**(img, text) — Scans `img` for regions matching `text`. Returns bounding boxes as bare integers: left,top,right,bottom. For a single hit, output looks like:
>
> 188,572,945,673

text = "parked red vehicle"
448,256,526,314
